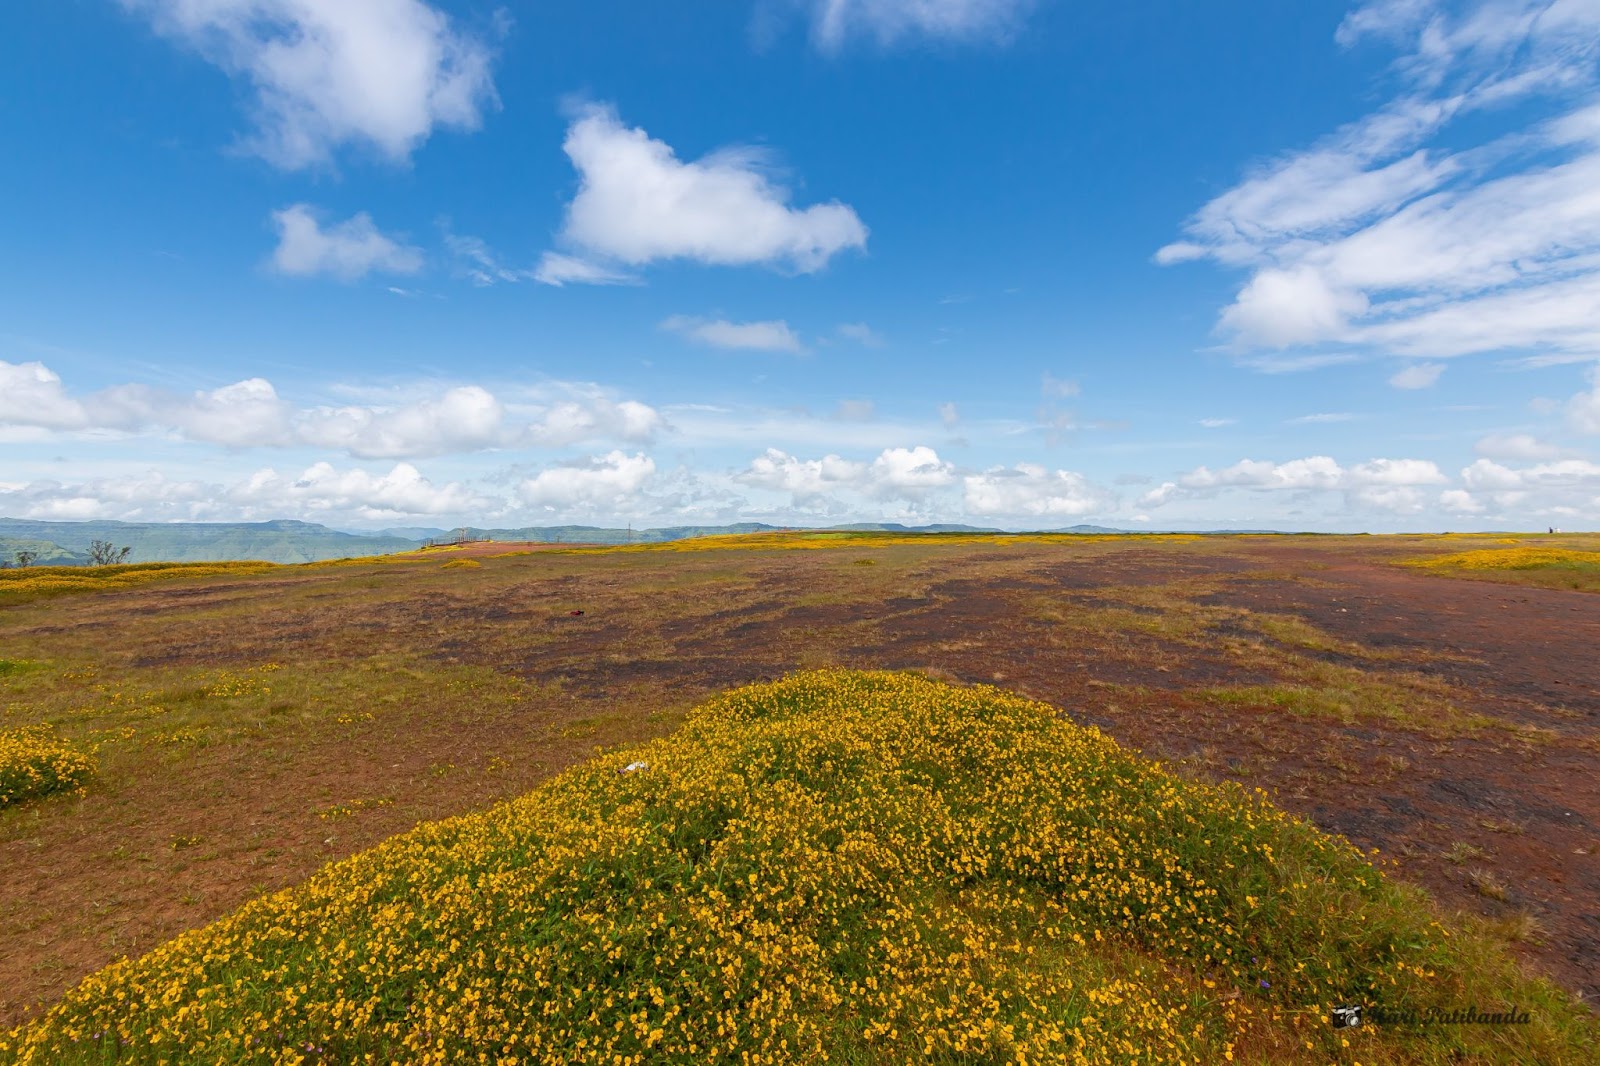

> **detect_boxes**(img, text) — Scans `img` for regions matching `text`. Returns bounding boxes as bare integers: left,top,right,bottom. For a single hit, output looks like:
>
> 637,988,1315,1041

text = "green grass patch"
2,671,1592,1064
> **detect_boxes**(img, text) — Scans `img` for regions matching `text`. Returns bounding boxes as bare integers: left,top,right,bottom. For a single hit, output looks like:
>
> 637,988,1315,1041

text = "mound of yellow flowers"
2,671,1592,1064
0,726,93,808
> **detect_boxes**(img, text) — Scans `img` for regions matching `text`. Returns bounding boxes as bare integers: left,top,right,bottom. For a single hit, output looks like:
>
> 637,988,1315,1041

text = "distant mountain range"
0,518,415,566
1,517,1288,567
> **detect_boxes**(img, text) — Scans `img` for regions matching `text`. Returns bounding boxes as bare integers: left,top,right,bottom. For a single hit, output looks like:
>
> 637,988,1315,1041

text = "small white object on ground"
619,761,649,774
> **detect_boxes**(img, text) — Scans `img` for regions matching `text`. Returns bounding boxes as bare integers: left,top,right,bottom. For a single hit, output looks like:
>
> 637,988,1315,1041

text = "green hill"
0,538,82,568
2,671,1590,1064
0,519,415,565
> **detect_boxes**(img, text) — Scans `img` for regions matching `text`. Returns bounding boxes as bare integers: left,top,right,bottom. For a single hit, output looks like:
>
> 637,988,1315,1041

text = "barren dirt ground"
1,535,1596,1026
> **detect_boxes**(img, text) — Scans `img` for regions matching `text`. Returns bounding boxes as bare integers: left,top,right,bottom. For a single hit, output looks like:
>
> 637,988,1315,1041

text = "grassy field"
0,531,1597,1061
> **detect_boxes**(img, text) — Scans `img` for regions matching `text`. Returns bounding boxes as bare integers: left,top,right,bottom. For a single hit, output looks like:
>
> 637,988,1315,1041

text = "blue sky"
3,0,1599,532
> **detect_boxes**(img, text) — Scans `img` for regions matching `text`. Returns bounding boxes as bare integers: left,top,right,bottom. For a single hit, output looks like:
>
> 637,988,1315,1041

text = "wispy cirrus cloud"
785,0,1035,51
1159,1,1600,368
661,316,805,353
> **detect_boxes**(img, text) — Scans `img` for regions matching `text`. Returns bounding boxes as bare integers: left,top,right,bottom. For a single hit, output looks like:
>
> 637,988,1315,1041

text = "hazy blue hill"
459,523,784,545
0,518,417,564
0,536,84,566
377,526,450,541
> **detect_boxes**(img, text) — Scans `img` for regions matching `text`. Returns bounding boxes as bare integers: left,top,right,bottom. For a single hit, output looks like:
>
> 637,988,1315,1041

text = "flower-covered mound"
0,726,94,808
2,671,1593,1064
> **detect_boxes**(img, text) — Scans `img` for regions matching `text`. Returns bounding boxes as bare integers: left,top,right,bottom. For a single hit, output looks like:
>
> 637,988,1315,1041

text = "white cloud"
176,377,294,446
1347,458,1448,486
1182,456,1348,491
123,0,497,169
1151,454,1450,514
1570,364,1600,432
867,446,954,496
531,253,636,288
802,0,1034,49
543,103,867,280
736,448,867,508
0,462,482,522
246,461,482,517
660,315,804,353
297,385,503,458
963,463,1113,518
1287,412,1358,424
1475,432,1563,460
1220,265,1370,348
833,399,877,422
1389,361,1446,389
1198,417,1237,428
939,401,960,428
0,361,89,429
520,451,656,511
0,361,662,458
837,322,884,346
736,444,953,509
521,390,666,448
1161,1,1600,366
1439,488,1486,513
271,204,423,281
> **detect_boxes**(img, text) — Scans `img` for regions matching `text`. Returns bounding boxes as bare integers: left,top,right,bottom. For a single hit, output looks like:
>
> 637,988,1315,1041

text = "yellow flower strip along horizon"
0,726,94,807
2,671,1593,1064
1401,547,1600,573
0,561,279,599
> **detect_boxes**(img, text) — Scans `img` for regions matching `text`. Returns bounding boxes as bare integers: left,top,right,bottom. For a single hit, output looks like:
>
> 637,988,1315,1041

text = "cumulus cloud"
297,385,503,458
799,0,1034,49
0,361,662,457
1475,432,1563,460
867,446,955,496
520,451,656,511
736,445,953,509
0,462,483,522
1160,1,1600,366
122,0,497,169
245,461,483,516
1147,454,1450,514
172,378,294,446
0,361,90,429
963,463,1113,517
271,204,423,281
736,448,867,509
660,316,804,353
541,103,867,281
1389,361,1446,389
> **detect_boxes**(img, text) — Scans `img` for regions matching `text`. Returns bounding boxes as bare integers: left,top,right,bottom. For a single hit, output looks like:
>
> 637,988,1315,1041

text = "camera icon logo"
1330,1005,1364,1029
